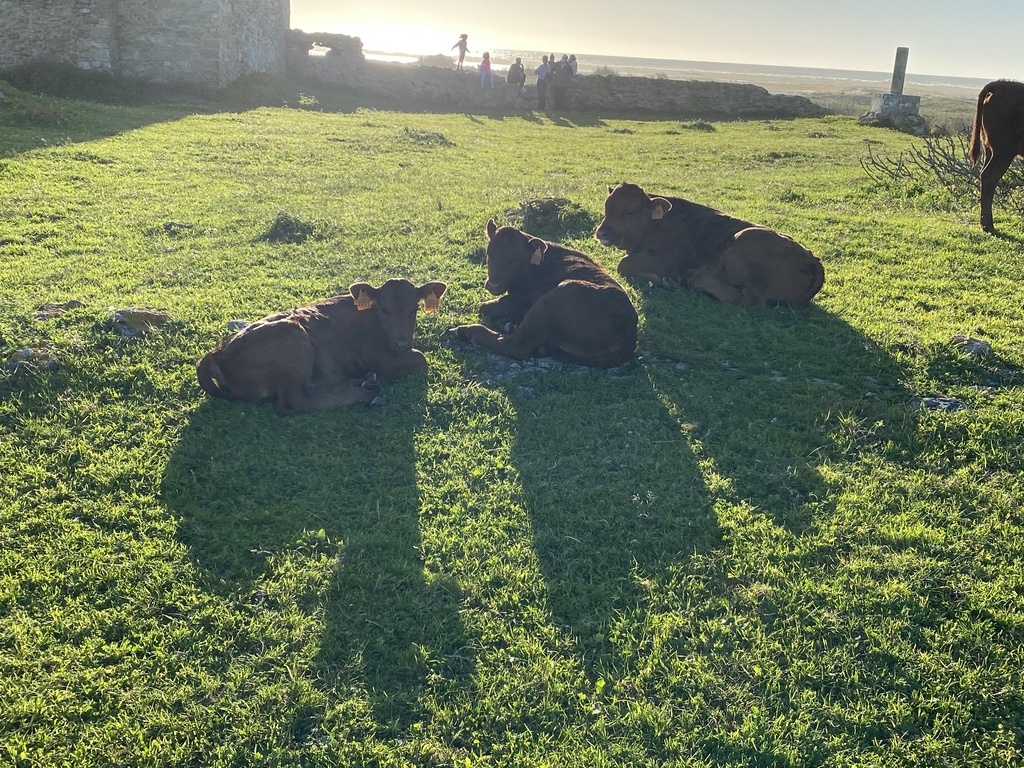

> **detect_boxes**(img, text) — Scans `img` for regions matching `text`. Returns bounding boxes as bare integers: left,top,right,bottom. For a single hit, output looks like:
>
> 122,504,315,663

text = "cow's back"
655,197,753,269
295,295,394,380
523,242,625,295
973,80,1024,160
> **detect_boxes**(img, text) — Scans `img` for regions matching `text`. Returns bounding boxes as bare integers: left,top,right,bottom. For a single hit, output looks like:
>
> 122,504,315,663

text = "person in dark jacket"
507,57,526,93
549,55,573,110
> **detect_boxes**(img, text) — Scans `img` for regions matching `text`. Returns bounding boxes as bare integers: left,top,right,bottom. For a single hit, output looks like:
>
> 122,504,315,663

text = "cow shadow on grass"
160,373,471,736
448,266,913,664
481,362,724,658
631,283,914,532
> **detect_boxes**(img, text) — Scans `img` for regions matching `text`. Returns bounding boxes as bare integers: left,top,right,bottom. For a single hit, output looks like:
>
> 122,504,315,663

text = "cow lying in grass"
197,278,446,415
449,219,638,367
969,79,1024,233
596,182,824,307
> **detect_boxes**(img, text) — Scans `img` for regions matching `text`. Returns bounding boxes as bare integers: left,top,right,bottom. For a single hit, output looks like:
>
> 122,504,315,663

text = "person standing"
452,34,469,71
534,55,551,110
550,55,571,109
568,54,578,76
479,52,494,88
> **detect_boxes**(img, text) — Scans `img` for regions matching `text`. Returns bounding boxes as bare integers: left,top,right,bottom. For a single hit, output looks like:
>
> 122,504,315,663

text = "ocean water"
364,48,991,98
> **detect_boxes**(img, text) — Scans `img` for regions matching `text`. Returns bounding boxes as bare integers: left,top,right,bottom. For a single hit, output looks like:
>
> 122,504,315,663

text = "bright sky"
289,0,1024,81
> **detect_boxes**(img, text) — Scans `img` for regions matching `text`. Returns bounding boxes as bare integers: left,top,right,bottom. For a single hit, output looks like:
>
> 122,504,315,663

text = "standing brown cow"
197,278,446,415
449,219,638,367
970,79,1024,233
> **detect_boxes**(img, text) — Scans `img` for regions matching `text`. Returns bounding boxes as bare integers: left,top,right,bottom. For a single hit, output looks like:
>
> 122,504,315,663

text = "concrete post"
890,47,909,96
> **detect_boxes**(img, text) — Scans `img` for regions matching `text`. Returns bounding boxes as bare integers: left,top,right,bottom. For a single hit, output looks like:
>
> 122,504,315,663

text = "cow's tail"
196,351,238,401
969,87,991,166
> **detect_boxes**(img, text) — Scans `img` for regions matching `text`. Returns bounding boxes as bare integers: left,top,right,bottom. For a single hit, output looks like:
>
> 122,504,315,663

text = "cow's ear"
486,218,498,239
649,197,673,220
529,238,547,265
350,282,379,311
608,185,614,195
418,281,447,312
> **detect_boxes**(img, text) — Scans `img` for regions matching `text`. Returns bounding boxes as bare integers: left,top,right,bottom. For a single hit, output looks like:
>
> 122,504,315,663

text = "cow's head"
595,182,673,251
350,278,447,352
482,218,547,295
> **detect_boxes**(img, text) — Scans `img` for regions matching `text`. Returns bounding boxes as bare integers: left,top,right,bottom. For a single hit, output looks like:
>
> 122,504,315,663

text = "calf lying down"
197,278,446,415
450,219,638,368
596,182,824,307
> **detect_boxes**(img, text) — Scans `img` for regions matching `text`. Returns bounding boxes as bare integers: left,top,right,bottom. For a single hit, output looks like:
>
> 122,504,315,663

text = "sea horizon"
362,47,992,99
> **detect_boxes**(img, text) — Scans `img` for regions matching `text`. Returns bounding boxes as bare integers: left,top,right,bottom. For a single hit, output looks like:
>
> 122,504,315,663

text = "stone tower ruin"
0,0,290,88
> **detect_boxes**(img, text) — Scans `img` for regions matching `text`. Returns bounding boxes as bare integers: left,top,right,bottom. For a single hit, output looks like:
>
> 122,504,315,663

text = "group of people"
533,53,577,109
450,34,578,108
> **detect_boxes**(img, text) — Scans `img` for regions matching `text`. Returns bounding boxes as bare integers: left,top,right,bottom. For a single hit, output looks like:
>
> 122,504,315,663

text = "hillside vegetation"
1,81,1022,767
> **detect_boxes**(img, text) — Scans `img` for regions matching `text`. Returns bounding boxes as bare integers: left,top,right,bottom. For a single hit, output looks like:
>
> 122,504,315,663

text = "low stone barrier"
287,32,826,119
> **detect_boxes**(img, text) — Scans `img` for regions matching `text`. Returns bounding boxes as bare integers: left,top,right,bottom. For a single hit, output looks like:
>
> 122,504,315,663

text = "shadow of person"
160,373,470,735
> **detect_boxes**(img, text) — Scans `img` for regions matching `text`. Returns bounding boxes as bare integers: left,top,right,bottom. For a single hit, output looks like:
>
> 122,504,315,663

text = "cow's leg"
980,151,1014,233
452,283,636,367
272,377,316,415
299,384,382,412
450,323,538,360
687,271,748,305
451,291,568,360
372,349,428,381
479,294,528,324
708,228,822,307
617,251,673,285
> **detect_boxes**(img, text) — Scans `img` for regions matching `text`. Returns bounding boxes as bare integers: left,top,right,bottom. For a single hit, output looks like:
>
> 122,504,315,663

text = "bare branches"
862,133,1024,215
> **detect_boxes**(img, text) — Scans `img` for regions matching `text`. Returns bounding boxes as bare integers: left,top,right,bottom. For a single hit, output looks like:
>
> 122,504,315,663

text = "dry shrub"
862,133,1024,214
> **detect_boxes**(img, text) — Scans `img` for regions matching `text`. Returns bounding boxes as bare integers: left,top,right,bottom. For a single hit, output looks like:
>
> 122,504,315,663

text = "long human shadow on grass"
160,374,470,735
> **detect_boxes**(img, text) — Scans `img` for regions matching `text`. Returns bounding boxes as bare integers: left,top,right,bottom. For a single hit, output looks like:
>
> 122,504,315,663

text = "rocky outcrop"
287,31,826,120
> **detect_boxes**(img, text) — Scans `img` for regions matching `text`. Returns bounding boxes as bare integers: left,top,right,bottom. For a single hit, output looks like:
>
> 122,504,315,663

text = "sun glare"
291,15,454,57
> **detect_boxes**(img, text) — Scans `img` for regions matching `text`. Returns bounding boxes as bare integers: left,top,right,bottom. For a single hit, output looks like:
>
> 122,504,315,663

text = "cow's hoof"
362,372,378,390
369,395,386,407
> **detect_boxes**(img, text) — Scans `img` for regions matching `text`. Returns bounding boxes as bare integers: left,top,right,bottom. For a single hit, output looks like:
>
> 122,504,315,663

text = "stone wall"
0,0,288,87
287,31,825,119
0,0,118,73
286,29,364,85
219,0,291,85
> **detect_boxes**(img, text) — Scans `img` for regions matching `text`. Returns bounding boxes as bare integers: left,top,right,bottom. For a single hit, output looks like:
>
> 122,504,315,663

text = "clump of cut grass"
257,211,326,244
679,119,716,132
502,197,598,241
400,127,454,147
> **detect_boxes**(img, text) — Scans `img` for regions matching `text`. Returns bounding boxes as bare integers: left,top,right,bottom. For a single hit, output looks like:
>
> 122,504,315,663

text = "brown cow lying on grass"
596,182,824,307
969,79,1024,233
449,219,638,367
196,278,446,415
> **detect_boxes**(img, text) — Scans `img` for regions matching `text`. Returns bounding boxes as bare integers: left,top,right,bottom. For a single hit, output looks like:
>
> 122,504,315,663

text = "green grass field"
1,78,1023,767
